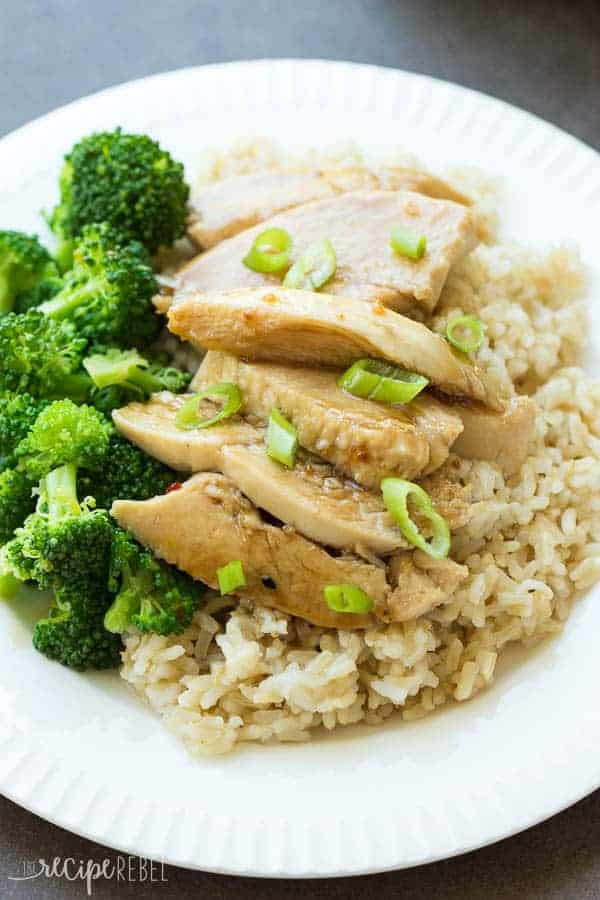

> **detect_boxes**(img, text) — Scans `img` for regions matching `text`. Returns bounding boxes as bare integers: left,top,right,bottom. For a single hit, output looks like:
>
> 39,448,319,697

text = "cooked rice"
121,142,600,756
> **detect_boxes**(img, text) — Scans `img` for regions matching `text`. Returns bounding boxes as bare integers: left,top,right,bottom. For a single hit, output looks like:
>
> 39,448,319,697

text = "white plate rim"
1,58,600,878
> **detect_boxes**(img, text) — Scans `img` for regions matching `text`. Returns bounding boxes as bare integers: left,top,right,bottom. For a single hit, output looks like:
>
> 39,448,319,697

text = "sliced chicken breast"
178,190,477,313
219,444,409,556
112,472,384,629
112,391,261,472
451,396,536,474
383,550,468,622
193,352,462,484
168,287,502,408
112,473,466,628
189,167,470,249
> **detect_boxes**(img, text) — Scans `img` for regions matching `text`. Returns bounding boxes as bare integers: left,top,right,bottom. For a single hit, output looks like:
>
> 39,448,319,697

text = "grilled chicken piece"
112,472,384,629
219,444,409,556
112,473,465,628
382,551,468,622
189,167,470,249
451,396,536,475
178,190,477,313
112,392,261,472
193,351,462,484
168,288,502,408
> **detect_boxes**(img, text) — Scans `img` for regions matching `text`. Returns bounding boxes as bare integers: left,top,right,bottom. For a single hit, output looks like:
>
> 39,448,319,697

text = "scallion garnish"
175,382,243,431
445,315,485,354
283,238,337,291
324,584,374,614
217,560,246,595
338,359,429,405
243,227,292,274
390,227,426,260
381,477,450,559
266,408,298,468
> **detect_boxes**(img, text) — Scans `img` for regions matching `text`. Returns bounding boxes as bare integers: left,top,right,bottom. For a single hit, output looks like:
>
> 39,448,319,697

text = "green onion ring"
338,359,429,405
266,408,298,468
175,382,243,431
283,238,337,290
243,227,292,274
217,560,246,595
445,315,485,354
324,584,374,614
390,227,427,260
381,477,450,559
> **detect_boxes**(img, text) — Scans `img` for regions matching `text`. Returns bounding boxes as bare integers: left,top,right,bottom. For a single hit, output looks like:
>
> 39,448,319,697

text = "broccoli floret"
0,392,49,472
0,310,89,401
0,230,59,315
0,468,36,545
32,584,122,670
83,347,191,414
15,399,111,481
4,463,114,591
104,528,203,636
38,223,159,349
50,128,189,264
78,428,175,508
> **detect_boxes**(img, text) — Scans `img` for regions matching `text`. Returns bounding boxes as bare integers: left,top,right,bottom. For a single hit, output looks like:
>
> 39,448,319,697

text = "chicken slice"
219,444,408,556
111,472,385,629
168,287,502,408
451,396,536,474
112,473,466,628
188,167,470,249
178,190,477,313
382,550,468,622
193,351,462,484
112,391,261,472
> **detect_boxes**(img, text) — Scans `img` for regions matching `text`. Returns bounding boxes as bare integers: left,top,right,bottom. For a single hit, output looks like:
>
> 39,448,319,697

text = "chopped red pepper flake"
165,481,183,494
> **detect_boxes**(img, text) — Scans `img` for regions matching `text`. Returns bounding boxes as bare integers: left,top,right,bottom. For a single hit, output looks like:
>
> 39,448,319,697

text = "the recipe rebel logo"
8,854,168,895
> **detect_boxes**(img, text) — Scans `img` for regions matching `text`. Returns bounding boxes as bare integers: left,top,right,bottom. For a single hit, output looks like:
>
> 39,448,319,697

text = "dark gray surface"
1,0,600,896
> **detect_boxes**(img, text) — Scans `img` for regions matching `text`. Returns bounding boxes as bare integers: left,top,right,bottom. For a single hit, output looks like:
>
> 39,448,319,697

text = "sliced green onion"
283,238,337,291
381,477,450,559
324,584,374,615
390,227,426,261
175,382,242,431
217,560,246,595
338,359,429,405
243,227,292,274
266,408,298,468
445,315,485,354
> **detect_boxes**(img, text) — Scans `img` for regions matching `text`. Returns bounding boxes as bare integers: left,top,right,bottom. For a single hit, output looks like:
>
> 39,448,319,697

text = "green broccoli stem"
39,276,102,320
51,371,92,404
104,564,152,633
55,238,75,274
0,571,20,599
126,366,164,395
44,464,81,522
0,268,12,314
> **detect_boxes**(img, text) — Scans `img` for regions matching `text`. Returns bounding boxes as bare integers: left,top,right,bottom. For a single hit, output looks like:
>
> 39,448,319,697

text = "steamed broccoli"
0,310,89,401
15,399,111,481
38,223,160,349
4,463,114,591
0,230,59,315
32,583,122,670
78,428,176,509
104,528,203,636
0,392,49,472
84,347,191,414
0,468,36,545
49,128,189,266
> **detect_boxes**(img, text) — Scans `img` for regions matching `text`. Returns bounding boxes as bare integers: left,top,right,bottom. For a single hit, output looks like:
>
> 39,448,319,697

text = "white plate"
1,60,600,878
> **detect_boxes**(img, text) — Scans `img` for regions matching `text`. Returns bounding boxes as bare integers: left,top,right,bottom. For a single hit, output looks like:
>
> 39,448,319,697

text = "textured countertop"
2,0,599,896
